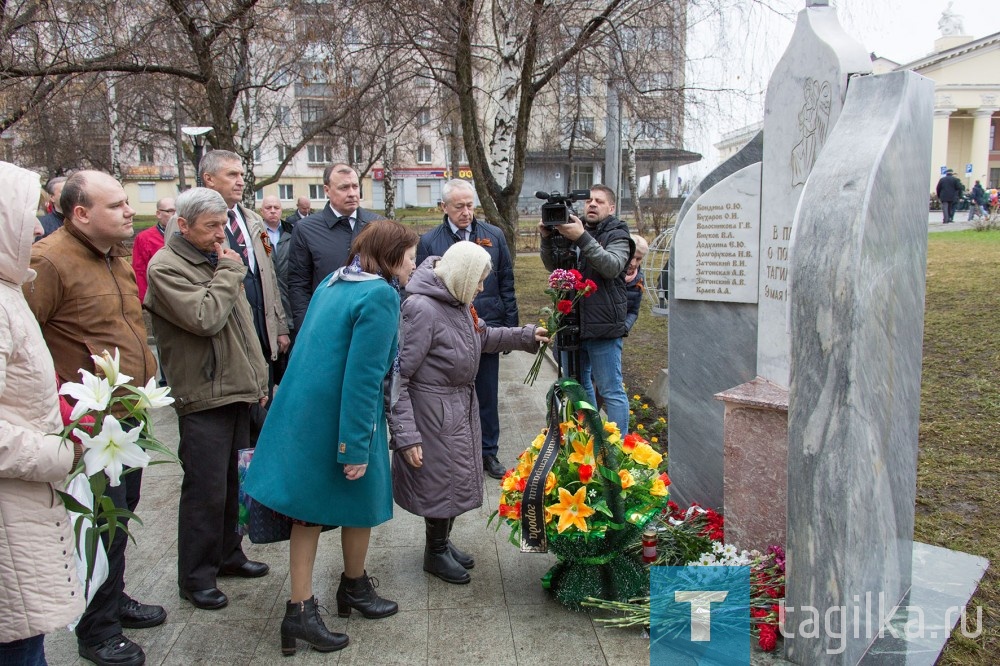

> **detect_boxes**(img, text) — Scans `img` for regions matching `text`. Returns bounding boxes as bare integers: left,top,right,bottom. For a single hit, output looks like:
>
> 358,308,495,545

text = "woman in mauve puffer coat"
0,161,84,663
391,241,547,585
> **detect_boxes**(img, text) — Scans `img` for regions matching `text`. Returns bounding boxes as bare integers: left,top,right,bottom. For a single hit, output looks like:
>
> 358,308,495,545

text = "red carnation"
758,625,778,651
569,269,583,281
581,279,598,296
751,607,768,619
556,299,573,315
579,464,594,484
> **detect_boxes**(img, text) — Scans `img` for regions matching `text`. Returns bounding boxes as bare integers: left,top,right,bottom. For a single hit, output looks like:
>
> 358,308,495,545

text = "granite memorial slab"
785,69,935,664
756,2,871,388
667,152,761,510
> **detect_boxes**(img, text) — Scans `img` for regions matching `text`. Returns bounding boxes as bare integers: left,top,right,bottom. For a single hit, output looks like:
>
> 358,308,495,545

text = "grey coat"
390,257,538,518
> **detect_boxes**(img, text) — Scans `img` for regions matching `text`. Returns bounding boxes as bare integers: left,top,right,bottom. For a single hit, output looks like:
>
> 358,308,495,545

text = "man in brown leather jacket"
24,170,163,666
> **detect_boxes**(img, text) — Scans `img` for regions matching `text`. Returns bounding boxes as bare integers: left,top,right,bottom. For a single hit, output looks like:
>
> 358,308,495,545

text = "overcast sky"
679,0,1000,184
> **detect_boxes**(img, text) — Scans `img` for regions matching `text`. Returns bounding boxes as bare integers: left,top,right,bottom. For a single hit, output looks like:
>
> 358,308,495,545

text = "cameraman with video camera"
538,184,635,432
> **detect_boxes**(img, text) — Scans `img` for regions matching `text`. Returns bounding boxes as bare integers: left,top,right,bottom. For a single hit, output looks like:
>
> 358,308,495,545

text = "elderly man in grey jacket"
144,187,270,613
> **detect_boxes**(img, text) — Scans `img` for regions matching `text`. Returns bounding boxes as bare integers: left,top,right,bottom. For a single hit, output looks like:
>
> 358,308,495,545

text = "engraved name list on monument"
674,163,761,304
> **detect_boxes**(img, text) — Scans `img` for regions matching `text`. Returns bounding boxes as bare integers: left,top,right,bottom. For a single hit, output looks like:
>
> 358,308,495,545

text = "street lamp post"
181,126,213,187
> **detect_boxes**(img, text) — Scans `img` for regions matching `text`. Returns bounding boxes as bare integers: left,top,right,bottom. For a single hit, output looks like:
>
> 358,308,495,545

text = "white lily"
132,377,174,411
74,415,150,487
91,348,132,387
60,370,113,421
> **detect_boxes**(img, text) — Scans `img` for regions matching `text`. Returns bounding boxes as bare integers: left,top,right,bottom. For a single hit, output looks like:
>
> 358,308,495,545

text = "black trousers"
475,352,501,459
177,403,251,591
75,466,143,646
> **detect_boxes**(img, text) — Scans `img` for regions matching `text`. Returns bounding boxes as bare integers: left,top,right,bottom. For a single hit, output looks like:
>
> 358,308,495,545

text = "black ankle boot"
280,596,348,655
424,518,471,584
335,571,398,619
447,517,474,570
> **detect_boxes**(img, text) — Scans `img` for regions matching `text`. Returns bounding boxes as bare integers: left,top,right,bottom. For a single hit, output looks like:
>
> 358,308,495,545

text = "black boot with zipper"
280,596,348,655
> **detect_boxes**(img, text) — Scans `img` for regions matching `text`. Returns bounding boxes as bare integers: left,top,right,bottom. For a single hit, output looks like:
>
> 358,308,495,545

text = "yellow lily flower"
567,437,595,467
631,442,663,469
544,472,557,494
547,487,596,533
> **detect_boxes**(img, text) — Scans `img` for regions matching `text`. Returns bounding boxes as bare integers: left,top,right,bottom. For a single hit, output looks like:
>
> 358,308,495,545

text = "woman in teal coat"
244,220,418,656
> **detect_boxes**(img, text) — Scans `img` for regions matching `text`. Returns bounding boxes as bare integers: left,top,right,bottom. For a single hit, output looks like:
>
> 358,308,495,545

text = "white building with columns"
908,26,1000,192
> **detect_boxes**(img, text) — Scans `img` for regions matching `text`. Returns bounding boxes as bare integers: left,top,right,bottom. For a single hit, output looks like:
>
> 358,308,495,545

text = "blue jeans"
563,338,628,432
0,635,46,665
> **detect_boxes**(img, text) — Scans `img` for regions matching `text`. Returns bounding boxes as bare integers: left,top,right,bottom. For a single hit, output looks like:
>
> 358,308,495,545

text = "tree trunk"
625,140,642,232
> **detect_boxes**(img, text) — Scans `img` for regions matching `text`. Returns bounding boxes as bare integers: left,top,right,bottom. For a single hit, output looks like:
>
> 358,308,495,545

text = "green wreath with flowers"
490,379,670,610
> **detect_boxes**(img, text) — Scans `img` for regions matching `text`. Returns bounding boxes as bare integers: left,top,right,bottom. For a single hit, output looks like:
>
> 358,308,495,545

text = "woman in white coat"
0,161,84,664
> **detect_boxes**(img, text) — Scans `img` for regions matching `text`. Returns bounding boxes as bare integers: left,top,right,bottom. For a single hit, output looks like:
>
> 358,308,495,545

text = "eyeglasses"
157,208,176,213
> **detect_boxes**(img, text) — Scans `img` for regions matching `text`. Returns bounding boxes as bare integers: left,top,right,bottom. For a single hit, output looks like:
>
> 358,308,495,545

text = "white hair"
176,187,228,226
441,179,475,204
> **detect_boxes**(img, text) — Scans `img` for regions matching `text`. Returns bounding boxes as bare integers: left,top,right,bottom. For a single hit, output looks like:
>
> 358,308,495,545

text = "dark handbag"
247,499,293,544
237,448,336,544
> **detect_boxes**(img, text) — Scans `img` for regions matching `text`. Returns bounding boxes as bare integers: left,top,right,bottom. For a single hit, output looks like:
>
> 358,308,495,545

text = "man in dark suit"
287,163,384,330
936,168,963,224
199,150,290,392
284,196,312,227
416,179,518,479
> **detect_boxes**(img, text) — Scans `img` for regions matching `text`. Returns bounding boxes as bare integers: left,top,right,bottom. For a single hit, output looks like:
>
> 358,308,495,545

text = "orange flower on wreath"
622,433,643,453
618,469,635,489
547,487,596,533
567,437,595,467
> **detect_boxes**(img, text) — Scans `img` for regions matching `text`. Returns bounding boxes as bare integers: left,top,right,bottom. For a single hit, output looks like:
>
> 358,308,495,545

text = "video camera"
536,190,590,227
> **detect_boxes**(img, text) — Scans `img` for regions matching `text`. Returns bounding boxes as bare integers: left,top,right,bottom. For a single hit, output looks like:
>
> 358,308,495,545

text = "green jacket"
144,233,269,415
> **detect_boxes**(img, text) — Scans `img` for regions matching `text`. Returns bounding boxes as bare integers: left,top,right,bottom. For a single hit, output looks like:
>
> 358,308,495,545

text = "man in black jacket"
417,179,518,479
936,168,963,224
539,185,634,433
287,163,384,330
284,196,312,227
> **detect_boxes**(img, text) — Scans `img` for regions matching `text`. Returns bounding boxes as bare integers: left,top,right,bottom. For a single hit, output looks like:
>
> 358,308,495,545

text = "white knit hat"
434,241,492,305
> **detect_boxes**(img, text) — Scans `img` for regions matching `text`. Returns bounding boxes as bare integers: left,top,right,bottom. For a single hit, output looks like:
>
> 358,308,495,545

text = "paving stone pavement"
45,350,650,665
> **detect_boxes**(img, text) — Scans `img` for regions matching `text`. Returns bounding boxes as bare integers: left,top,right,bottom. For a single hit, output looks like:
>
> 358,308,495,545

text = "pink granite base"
715,377,788,552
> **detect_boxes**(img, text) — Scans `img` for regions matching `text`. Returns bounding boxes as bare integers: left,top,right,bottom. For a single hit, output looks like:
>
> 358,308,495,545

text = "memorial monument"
667,1,987,662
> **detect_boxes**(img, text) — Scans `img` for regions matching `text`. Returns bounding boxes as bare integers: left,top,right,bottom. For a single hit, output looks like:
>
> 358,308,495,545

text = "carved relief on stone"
981,94,997,107
935,94,953,108
790,78,832,187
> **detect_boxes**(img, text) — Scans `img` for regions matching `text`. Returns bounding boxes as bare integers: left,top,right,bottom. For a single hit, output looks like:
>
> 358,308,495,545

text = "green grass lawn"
917,229,1000,664
513,230,1000,662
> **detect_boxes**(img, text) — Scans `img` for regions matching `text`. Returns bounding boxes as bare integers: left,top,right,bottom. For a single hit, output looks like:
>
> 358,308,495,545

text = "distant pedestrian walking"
936,169,963,224
967,180,986,221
